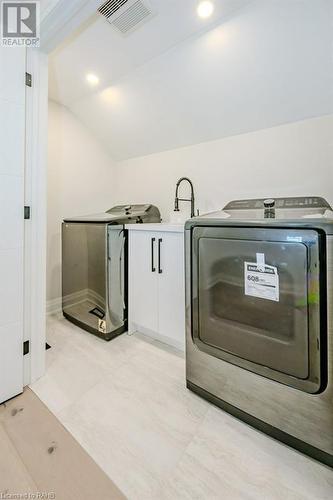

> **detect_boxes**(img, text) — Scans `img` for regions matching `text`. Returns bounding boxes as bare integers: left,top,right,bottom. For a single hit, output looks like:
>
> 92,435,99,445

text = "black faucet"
174,177,195,218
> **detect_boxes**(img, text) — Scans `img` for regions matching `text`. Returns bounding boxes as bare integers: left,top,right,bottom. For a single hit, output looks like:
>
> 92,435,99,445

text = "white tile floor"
31,317,333,499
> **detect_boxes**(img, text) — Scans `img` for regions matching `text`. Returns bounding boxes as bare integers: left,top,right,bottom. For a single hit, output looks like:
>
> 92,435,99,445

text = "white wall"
47,111,333,305
47,100,116,307
113,115,333,221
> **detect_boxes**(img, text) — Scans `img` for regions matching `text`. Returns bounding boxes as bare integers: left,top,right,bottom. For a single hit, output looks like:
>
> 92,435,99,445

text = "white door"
157,232,185,349
0,46,25,403
129,230,158,333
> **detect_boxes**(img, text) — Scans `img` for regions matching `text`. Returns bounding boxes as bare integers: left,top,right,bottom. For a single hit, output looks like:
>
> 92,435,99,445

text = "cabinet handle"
158,238,163,274
151,238,156,273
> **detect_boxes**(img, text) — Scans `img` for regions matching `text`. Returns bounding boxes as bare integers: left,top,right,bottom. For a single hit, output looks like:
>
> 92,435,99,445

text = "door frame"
24,48,48,384
25,0,102,384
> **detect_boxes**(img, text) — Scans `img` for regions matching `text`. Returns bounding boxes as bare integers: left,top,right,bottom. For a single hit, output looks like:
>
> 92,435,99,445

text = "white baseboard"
129,322,185,352
46,296,62,316
47,289,105,317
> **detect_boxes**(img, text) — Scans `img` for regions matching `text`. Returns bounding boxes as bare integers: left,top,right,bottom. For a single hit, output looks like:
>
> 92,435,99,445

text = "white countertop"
126,222,184,233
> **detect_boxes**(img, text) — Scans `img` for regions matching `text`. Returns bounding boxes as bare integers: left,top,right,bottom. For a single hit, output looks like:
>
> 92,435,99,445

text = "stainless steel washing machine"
62,204,161,340
185,196,333,466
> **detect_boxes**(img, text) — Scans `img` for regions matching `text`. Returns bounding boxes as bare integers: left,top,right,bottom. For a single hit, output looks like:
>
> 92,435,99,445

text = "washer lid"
63,212,123,223
63,204,157,223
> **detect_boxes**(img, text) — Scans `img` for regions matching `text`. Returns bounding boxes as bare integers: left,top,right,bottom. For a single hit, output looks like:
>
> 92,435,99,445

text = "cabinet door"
129,230,158,333
157,232,185,349
0,46,25,403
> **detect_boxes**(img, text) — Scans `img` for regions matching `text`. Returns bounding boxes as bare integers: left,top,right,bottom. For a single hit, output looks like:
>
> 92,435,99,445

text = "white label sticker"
98,319,106,334
244,260,279,302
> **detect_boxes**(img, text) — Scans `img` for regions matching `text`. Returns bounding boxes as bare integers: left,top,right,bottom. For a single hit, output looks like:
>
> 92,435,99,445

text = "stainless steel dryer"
62,204,160,340
185,196,333,466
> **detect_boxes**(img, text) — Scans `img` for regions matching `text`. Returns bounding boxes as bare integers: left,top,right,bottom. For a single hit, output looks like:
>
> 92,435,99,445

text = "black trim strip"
187,380,333,468
123,229,128,323
1,391,24,405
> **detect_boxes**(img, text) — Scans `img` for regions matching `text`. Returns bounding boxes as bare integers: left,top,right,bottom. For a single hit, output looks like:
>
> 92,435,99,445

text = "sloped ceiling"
49,0,333,160
49,0,251,105
40,0,61,18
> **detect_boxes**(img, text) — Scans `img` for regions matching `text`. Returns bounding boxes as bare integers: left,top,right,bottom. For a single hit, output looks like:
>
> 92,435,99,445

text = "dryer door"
191,227,325,393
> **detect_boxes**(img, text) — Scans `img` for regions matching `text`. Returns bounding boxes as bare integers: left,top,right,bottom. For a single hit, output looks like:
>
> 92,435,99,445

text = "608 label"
247,275,259,282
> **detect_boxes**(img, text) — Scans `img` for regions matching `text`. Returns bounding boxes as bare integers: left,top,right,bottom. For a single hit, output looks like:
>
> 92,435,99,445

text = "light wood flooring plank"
0,388,125,500
0,421,38,495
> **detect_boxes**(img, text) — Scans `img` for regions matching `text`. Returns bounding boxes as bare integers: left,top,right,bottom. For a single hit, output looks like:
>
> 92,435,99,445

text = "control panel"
224,197,332,211
107,204,151,215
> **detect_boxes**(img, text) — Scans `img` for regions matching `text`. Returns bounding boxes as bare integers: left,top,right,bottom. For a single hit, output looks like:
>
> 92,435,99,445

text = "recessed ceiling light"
100,86,120,104
86,73,99,86
197,1,214,19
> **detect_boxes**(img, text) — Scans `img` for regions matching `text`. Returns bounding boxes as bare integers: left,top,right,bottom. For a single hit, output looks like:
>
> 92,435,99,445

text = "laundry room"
1,0,333,498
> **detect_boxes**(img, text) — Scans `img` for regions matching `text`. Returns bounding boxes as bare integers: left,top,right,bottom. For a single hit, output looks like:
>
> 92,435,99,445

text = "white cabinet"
129,230,159,334
128,226,185,350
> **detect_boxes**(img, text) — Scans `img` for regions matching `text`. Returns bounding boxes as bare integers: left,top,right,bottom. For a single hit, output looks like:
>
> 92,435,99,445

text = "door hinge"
23,341,30,356
25,72,32,87
24,206,31,220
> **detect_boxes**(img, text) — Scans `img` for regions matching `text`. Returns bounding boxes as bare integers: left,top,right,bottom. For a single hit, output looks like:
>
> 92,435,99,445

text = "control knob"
263,199,275,209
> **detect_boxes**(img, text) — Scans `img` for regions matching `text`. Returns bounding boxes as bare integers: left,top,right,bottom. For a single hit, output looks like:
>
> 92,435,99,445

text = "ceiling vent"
98,0,155,35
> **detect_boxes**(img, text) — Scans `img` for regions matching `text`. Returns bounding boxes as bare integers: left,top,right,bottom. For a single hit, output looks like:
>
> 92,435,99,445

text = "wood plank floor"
0,388,125,499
